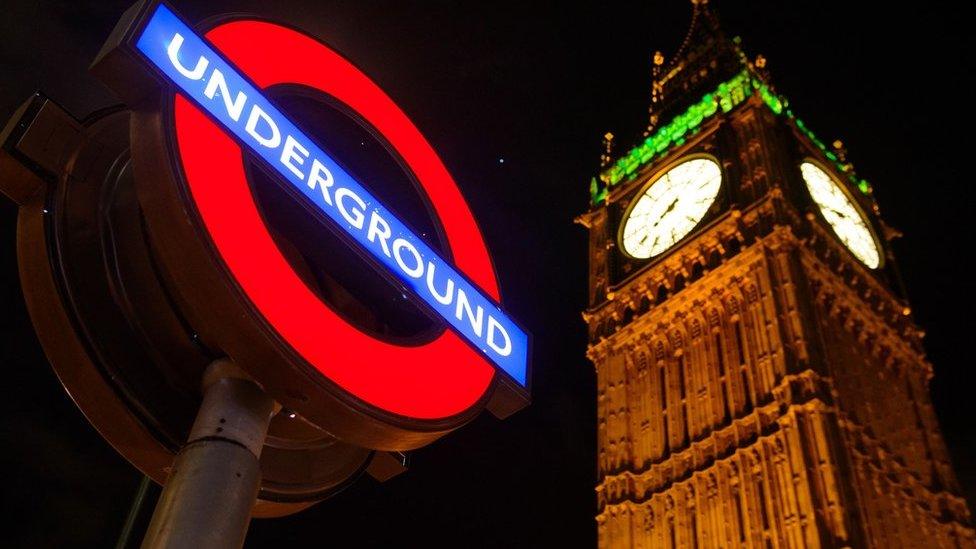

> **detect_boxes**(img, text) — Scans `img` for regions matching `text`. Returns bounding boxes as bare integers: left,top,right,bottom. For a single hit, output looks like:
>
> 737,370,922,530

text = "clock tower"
578,1,976,547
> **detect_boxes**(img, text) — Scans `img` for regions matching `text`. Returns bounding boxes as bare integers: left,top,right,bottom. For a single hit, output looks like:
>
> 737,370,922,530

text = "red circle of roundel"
172,20,497,419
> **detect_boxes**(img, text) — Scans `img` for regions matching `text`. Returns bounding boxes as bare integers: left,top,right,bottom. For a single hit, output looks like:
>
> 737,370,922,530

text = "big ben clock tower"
578,1,976,547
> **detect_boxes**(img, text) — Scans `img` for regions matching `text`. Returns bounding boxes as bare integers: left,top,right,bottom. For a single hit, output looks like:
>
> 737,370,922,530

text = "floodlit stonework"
579,2,975,547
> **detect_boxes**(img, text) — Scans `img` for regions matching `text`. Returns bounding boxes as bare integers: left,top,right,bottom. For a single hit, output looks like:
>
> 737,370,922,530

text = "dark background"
1,1,973,547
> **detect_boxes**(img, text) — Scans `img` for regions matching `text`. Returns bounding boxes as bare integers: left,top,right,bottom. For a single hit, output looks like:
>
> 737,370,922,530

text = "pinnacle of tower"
645,0,748,134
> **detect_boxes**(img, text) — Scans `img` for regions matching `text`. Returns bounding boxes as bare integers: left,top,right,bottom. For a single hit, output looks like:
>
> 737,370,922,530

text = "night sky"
1,1,974,547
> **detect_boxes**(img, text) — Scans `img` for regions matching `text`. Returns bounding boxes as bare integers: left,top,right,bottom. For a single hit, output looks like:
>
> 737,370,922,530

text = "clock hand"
663,197,680,215
652,197,681,228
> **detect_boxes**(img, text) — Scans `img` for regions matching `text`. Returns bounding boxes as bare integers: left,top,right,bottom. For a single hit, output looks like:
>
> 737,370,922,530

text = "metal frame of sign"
90,0,531,450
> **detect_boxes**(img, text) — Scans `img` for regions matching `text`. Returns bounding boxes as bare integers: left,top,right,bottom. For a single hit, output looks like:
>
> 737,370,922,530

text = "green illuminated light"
600,70,753,190
590,70,873,205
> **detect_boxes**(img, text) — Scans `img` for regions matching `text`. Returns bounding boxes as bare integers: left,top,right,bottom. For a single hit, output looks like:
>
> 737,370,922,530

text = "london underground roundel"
99,3,529,432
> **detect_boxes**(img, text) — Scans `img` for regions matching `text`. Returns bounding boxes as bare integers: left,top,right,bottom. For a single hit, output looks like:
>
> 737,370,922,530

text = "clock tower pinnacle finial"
644,51,665,136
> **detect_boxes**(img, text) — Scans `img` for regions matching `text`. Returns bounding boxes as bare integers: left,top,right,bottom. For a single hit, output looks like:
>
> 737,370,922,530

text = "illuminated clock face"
620,157,723,259
800,162,881,269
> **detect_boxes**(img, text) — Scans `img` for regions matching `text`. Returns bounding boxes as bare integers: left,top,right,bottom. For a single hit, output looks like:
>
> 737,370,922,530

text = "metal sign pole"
141,359,276,549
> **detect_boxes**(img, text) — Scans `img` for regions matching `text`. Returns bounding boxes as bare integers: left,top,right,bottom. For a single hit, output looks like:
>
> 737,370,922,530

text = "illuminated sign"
128,4,528,418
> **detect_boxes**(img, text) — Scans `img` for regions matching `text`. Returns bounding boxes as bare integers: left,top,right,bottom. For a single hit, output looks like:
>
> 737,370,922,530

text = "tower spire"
644,0,713,136
643,0,743,135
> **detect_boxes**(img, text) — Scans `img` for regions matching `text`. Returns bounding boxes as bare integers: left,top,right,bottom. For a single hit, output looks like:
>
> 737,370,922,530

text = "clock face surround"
620,156,723,259
799,161,881,269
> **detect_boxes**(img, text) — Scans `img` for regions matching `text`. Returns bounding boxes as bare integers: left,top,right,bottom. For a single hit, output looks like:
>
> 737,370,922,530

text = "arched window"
678,352,689,443
655,284,669,305
622,306,634,325
655,341,669,454
726,236,742,258
673,273,686,293
727,296,753,411
728,461,747,543
708,249,722,269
